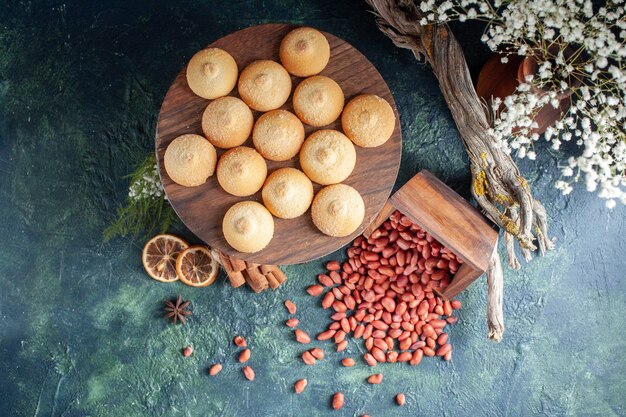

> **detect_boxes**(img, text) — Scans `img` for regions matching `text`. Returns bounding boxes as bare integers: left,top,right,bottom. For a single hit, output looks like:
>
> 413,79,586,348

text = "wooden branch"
367,0,555,340
487,244,504,341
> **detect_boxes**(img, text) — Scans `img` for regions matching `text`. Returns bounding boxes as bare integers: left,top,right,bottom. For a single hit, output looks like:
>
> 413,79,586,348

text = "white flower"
419,0,626,208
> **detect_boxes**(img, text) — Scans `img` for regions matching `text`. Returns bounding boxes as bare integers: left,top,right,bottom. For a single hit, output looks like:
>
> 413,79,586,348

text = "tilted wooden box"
363,170,498,299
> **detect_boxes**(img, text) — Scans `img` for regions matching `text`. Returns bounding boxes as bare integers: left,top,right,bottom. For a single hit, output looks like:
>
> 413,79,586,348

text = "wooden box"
363,170,498,299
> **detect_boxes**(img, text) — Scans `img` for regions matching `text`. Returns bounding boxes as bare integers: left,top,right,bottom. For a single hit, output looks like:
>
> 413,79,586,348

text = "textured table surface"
1,1,625,416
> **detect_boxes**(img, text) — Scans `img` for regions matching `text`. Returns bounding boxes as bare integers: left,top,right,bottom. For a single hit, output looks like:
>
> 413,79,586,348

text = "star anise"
163,295,192,325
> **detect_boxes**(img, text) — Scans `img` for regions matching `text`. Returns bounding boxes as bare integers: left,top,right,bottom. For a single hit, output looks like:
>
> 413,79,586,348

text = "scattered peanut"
332,392,345,410
341,357,355,367
208,364,222,376
307,285,325,296
286,318,299,328
239,348,251,363
242,366,255,381
310,348,325,360
284,300,297,314
294,378,308,394
367,373,383,384
302,350,316,365
233,335,247,347
396,393,406,406
295,329,311,344
182,346,193,357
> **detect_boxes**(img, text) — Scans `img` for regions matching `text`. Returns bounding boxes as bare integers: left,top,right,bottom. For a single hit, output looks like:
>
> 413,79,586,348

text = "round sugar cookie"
202,96,253,149
164,134,217,187
186,48,238,100
279,27,330,77
311,184,364,237
252,110,305,161
299,130,356,185
223,201,274,253
342,94,396,148
238,60,292,111
293,76,344,126
217,146,267,196
262,168,314,219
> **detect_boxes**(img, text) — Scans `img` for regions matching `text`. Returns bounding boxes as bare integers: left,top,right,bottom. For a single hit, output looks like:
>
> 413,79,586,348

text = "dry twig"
367,0,555,340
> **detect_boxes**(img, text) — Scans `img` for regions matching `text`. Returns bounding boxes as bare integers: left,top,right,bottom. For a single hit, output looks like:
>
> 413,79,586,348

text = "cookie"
342,94,395,147
293,75,344,126
217,146,267,196
164,134,217,187
186,48,238,100
262,168,314,219
299,129,356,185
279,27,330,77
238,60,292,111
252,110,305,161
311,184,364,237
202,96,253,149
223,201,274,253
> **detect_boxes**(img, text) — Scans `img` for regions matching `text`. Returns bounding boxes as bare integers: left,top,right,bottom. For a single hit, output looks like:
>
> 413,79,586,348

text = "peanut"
396,393,406,406
367,373,383,384
242,366,255,381
182,346,193,357
208,364,222,376
239,348,251,363
302,350,316,365
233,335,247,347
326,261,341,271
310,348,324,360
341,357,356,367
322,292,335,309
285,318,299,328
295,329,311,344
307,284,325,296
336,340,348,352
363,353,378,366
332,392,344,410
294,378,307,394
317,330,336,341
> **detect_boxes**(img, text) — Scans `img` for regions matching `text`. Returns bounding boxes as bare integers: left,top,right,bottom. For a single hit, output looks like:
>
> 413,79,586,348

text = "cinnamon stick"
244,268,269,293
272,267,287,284
266,272,280,289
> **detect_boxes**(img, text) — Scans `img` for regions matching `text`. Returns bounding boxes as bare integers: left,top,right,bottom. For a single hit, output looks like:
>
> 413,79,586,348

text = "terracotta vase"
476,47,578,135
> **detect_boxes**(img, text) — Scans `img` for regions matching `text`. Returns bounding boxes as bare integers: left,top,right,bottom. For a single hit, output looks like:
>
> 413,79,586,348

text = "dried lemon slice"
176,246,219,287
142,234,189,283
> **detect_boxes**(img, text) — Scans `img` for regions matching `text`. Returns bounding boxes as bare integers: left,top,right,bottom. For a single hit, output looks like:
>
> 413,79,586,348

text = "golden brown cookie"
222,201,274,253
202,96,253,149
311,184,364,237
262,168,314,219
217,146,267,196
238,60,292,111
186,48,238,100
164,134,217,187
342,94,396,147
299,129,356,185
279,27,330,77
252,110,305,161
293,76,344,126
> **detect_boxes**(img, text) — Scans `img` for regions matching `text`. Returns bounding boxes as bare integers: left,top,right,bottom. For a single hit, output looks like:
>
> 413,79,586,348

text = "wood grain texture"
155,23,402,265
390,171,498,272
438,262,484,300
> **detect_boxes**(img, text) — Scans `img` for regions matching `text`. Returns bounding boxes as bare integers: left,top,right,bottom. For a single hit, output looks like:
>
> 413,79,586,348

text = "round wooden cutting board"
155,23,402,265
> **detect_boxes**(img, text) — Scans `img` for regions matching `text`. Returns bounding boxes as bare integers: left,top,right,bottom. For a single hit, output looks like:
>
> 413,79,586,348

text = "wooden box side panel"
390,170,498,272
